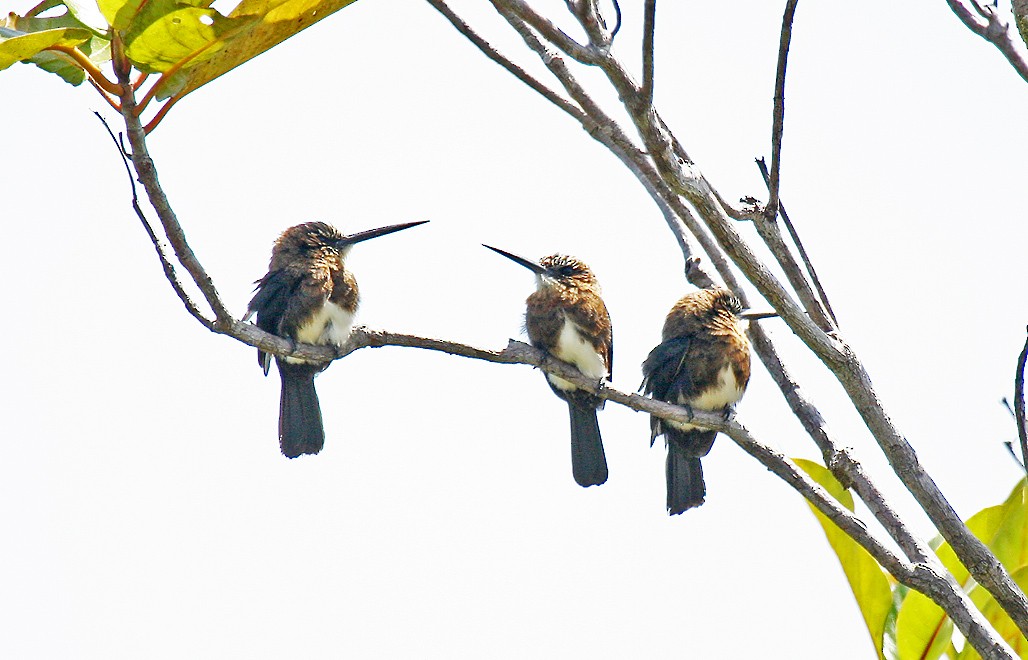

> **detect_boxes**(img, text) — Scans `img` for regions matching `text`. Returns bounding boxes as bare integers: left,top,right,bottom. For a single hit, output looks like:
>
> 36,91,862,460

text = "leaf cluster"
802,462,1028,659
0,0,358,130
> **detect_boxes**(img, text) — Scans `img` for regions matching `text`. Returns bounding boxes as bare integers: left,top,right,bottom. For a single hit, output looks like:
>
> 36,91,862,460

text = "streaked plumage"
641,288,759,514
486,247,613,487
246,220,427,458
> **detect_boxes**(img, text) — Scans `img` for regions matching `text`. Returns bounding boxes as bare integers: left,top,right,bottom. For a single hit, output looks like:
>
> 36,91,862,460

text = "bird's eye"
558,265,576,276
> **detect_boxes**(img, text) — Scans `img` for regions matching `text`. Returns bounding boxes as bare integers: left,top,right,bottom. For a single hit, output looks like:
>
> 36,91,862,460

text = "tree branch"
756,157,838,325
237,321,1019,658
426,0,588,124
764,0,795,223
94,112,214,330
946,0,1028,84
453,3,1028,649
113,69,234,326
640,0,656,108
493,0,604,64
1015,327,1028,473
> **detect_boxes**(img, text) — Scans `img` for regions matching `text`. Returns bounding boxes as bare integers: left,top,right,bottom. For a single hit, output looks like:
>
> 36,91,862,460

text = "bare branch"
756,157,838,325
764,0,797,222
113,70,234,326
426,0,588,124
240,321,1016,658
94,112,214,330
946,0,1028,84
610,0,622,40
492,0,604,64
1015,327,1028,474
573,0,611,49
490,3,1028,641
640,0,656,108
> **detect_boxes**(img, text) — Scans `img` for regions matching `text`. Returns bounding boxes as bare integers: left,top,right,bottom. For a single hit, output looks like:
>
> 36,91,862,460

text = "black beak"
482,244,547,276
338,220,429,246
740,311,778,321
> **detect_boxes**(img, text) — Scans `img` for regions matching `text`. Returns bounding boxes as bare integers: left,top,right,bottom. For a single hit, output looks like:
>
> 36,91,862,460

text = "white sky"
3,1,1028,658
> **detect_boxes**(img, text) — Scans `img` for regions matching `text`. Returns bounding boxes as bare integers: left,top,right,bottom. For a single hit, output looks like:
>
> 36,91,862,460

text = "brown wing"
561,290,613,378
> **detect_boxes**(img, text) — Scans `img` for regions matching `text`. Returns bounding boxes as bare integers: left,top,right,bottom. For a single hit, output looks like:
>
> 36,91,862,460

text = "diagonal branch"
447,3,1027,650
426,0,588,123
640,0,656,108
946,0,1028,84
764,0,796,222
494,0,604,64
94,112,214,330
113,68,234,326
756,157,838,325
1015,327,1028,473
239,322,1016,658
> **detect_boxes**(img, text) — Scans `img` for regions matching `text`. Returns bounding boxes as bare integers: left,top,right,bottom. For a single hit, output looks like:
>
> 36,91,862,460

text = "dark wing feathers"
640,335,694,400
248,268,303,373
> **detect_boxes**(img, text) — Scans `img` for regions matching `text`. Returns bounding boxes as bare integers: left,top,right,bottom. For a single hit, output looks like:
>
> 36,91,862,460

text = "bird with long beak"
484,245,613,487
246,220,428,458
641,288,776,514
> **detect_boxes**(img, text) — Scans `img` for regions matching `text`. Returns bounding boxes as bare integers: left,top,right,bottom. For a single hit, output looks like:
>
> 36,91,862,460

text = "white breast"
667,363,745,432
546,314,607,392
283,301,354,364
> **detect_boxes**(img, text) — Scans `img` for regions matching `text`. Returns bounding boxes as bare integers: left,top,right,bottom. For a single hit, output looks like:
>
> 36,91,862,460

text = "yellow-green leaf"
159,0,359,100
956,565,1028,659
987,480,1028,572
0,26,91,70
895,589,954,660
795,458,894,660
933,481,1027,591
96,0,150,32
934,503,1007,587
123,4,253,74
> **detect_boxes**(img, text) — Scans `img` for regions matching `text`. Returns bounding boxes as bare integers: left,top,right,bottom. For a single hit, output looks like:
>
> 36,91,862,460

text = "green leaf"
0,26,92,71
121,1,254,75
0,3,111,83
24,47,86,84
951,482,1028,659
96,0,151,32
158,0,360,100
932,480,1026,589
795,458,894,660
895,589,954,660
934,502,1007,587
986,480,1028,572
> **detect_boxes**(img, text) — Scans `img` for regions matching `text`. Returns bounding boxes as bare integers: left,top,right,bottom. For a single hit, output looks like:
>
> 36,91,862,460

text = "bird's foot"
722,404,737,422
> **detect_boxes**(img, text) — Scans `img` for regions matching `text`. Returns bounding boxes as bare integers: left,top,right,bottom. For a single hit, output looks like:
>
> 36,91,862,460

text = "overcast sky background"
3,1,1028,658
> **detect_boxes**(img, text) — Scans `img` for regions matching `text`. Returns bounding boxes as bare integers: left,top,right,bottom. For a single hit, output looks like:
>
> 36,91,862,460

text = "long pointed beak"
482,244,547,276
741,311,778,321
339,220,429,246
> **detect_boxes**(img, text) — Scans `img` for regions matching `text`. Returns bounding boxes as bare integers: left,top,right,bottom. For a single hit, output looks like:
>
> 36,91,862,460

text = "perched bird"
484,245,612,487
245,220,428,458
641,288,774,514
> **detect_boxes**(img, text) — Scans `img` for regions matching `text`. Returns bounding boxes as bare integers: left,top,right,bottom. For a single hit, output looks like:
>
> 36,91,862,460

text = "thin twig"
765,0,797,222
610,0,622,40
94,112,214,329
113,69,234,325
640,0,656,109
230,318,1020,657
494,0,604,64
756,157,837,325
426,0,587,123
1015,327,1028,475
427,2,1025,650
945,0,1028,84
